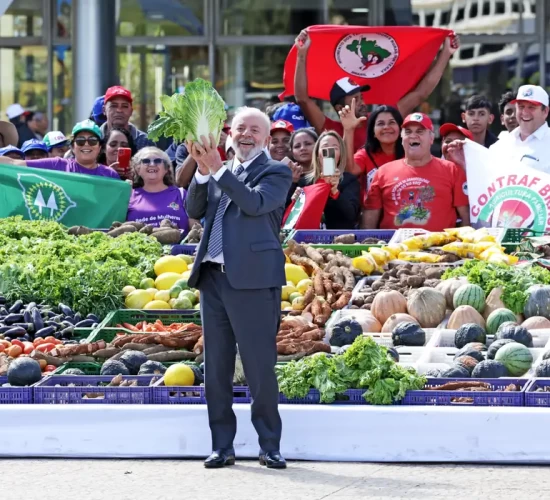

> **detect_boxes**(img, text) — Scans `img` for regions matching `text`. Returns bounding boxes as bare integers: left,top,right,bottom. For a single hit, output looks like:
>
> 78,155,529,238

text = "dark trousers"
199,264,282,453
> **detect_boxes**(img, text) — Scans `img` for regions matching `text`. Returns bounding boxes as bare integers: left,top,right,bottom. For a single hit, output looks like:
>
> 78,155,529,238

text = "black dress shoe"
204,449,236,469
259,451,287,469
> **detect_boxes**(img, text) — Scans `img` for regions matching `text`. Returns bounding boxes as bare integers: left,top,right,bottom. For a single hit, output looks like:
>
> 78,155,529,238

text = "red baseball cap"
439,123,473,140
270,119,294,135
402,112,434,132
104,86,133,104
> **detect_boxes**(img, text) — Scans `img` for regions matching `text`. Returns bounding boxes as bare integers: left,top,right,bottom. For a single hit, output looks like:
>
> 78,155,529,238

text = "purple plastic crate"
403,378,527,406
171,244,197,256
279,389,320,404
291,230,395,245
525,379,550,407
34,375,157,404
0,376,33,404
152,380,250,404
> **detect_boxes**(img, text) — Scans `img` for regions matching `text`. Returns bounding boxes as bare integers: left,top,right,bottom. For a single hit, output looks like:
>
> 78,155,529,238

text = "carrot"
123,323,140,332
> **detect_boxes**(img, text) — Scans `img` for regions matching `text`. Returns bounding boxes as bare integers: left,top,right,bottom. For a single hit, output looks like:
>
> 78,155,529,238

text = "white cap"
6,103,26,120
512,85,549,107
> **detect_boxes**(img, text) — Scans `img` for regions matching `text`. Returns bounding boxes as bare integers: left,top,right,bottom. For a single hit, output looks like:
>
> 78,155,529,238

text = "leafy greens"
148,78,227,145
276,336,426,405
443,260,550,313
0,217,162,317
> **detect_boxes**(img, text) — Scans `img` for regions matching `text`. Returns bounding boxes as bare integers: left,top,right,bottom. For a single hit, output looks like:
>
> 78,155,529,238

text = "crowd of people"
0,29,547,235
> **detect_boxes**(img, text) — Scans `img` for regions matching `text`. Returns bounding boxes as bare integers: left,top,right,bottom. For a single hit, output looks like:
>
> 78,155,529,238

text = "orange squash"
382,313,419,333
522,316,550,330
371,290,407,325
447,305,486,330
353,312,382,333
407,287,447,328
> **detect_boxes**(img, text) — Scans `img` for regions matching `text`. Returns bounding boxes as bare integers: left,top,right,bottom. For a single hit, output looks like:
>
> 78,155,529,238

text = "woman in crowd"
99,127,137,180
0,145,24,160
308,131,360,229
285,127,318,206
21,139,49,160
269,119,293,161
127,146,197,232
0,120,119,178
340,103,404,227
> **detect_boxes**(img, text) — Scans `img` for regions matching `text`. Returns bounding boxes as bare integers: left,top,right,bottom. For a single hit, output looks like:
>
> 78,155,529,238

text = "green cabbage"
148,78,227,145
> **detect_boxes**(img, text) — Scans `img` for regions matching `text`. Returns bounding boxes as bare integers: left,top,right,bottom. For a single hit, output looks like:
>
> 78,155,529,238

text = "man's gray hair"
232,106,270,135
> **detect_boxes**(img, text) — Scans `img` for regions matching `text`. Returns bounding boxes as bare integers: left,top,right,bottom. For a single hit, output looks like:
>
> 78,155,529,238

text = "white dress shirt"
489,122,550,174
194,153,261,264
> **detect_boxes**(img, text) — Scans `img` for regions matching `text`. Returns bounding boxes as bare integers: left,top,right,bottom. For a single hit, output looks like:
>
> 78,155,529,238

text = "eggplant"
86,314,99,322
0,296,6,305
60,326,74,338
8,300,23,313
0,307,7,316
45,311,56,318
74,312,82,323
4,327,26,337
75,319,95,328
0,326,12,333
32,308,44,331
51,315,63,323
11,323,34,332
63,317,75,325
61,321,74,328
4,313,23,325
23,310,32,323
44,320,60,328
22,333,31,342
25,302,36,312
35,326,56,338
58,303,73,316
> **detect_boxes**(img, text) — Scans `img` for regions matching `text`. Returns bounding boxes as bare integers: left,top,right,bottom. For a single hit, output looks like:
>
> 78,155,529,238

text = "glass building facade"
0,0,548,134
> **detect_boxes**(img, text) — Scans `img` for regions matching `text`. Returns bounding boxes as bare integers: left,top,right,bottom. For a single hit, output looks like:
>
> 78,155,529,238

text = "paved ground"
2,460,549,499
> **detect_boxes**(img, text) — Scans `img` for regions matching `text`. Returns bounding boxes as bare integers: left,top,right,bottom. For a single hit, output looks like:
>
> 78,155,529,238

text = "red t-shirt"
323,117,367,153
354,148,396,209
365,157,469,231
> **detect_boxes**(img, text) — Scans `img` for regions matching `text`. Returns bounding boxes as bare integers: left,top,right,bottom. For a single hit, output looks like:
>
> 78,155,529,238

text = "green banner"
0,164,131,228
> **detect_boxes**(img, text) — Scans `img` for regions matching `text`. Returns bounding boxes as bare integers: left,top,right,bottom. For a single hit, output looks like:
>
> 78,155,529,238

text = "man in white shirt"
447,85,550,173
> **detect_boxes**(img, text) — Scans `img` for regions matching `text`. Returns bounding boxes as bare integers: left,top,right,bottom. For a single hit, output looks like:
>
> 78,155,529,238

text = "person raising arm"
294,30,459,153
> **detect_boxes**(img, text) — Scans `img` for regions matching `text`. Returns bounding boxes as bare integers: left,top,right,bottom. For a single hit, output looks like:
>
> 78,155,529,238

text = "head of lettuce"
148,78,227,146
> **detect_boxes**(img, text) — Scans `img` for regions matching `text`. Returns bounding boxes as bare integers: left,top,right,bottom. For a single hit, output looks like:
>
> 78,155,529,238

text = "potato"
107,225,136,237
406,276,425,287
150,228,182,245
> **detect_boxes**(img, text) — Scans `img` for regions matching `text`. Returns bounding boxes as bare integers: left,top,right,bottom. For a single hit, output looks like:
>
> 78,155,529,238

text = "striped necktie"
207,164,244,258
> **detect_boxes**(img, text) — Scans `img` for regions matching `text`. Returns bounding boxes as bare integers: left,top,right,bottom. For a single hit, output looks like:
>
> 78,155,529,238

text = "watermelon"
453,284,486,313
495,342,533,376
486,308,517,335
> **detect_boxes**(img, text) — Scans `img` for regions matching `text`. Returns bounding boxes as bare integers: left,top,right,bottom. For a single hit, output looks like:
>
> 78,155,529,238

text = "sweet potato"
321,301,332,317
303,286,315,306
304,246,324,266
151,228,182,245
107,225,136,237
142,345,172,355
333,234,355,244
68,225,92,236
193,336,204,354
341,269,355,291
333,291,352,310
313,271,325,297
311,297,323,318
147,350,197,362
286,240,307,256
289,254,320,274
121,221,145,230
93,347,121,359
139,224,154,235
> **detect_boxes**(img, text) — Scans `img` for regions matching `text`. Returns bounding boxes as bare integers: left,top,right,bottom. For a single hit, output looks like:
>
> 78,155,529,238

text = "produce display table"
1,404,550,462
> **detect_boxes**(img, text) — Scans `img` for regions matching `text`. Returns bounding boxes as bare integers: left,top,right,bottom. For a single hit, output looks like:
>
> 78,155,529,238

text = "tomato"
0,345,4,353
7,345,22,358
51,339,62,345
38,359,47,370
44,336,57,343
33,337,44,346
10,339,24,350
0,340,10,348
44,365,57,372
23,343,34,355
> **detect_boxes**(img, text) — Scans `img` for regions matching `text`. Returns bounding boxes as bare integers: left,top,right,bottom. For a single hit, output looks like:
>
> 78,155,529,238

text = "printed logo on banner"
17,173,76,221
336,33,399,79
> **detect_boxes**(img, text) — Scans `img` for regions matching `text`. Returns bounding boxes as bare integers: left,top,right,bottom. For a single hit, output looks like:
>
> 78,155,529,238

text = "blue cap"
21,139,49,154
0,145,24,159
272,103,310,131
92,95,106,125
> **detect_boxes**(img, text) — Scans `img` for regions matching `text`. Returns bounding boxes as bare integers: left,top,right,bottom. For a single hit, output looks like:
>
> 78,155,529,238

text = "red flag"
282,182,331,230
280,25,452,107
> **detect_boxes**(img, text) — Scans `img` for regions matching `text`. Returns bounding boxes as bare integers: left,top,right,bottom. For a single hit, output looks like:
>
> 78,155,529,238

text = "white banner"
464,141,550,231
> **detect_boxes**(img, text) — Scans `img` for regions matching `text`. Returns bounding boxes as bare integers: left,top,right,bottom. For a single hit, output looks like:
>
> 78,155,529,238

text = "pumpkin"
447,305,486,330
381,313,419,333
436,277,468,309
454,324,487,349
371,290,407,325
406,287,446,328
454,355,480,374
524,285,550,319
352,312,382,333
392,322,425,347
329,318,363,347
496,324,533,347
522,316,550,330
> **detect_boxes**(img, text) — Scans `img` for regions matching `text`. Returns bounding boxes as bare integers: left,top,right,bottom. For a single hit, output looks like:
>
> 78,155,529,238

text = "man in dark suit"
185,107,292,470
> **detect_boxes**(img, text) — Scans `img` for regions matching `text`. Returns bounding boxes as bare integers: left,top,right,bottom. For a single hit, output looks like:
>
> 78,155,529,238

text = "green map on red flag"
0,165,130,228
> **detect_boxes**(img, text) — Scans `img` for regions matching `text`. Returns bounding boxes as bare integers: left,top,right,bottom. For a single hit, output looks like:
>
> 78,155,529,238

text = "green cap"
71,119,103,140
43,131,68,149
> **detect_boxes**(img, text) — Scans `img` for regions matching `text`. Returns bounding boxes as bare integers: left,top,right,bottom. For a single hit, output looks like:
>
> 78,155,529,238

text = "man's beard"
234,143,264,162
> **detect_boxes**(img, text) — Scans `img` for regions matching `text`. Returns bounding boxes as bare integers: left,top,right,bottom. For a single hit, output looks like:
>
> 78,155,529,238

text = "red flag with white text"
280,25,452,107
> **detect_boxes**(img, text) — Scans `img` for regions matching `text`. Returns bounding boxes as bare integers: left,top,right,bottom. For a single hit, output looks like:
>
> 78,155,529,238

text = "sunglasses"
74,137,100,146
141,158,164,166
